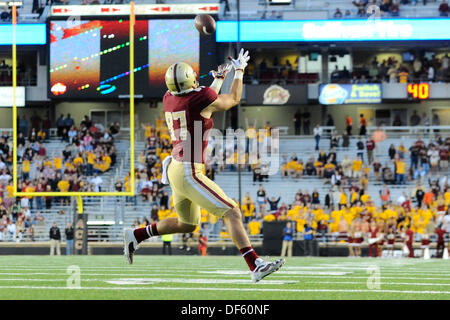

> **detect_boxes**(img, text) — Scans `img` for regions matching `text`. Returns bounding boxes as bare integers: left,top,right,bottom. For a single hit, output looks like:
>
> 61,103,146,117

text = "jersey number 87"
165,111,187,141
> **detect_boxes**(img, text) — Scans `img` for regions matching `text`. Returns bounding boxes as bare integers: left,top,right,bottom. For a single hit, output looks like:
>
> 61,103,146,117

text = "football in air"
194,14,216,35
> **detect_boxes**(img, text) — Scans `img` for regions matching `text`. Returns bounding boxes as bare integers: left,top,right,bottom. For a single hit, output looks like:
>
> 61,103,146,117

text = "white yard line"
105,278,298,285
0,285,449,295
311,281,450,286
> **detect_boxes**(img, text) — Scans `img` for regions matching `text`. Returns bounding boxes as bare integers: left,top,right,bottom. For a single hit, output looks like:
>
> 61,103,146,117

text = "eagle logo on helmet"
165,62,198,95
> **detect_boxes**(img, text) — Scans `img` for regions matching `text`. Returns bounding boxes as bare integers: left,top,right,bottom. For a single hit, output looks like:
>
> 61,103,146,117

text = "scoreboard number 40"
407,83,429,100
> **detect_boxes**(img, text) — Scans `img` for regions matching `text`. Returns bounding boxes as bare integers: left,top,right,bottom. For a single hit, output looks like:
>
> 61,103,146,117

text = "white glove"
228,48,250,71
210,63,232,79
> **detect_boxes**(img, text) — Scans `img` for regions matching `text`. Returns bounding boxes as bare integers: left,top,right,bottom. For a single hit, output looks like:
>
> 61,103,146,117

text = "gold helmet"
165,62,198,95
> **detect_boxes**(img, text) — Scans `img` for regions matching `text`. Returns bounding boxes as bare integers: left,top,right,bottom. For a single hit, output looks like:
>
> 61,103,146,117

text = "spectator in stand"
49,222,61,256
380,185,391,205
19,116,29,137
56,114,65,137
64,114,74,133
256,185,267,215
345,115,353,136
356,137,365,161
313,124,322,151
268,10,278,19
333,8,343,18
366,137,376,164
281,221,294,257
359,114,367,136
344,9,352,18
395,157,407,185
439,0,449,17
65,222,74,256
303,223,314,256
389,1,400,16
353,0,367,17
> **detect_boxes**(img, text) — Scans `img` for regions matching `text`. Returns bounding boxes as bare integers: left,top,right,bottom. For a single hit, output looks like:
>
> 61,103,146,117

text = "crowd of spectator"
333,0,449,19
229,130,450,257
332,53,450,84
0,113,119,242
134,112,449,254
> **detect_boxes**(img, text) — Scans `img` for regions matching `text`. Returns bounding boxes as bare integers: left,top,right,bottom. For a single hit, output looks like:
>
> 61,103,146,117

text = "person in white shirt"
68,127,77,144
89,174,103,192
428,65,435,82
313,124,323,151
0,170,11,185
20,197,29,209
7,223,16,240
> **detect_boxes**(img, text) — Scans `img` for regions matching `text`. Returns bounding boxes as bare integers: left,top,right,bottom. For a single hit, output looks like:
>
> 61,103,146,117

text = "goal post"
12,3,137,212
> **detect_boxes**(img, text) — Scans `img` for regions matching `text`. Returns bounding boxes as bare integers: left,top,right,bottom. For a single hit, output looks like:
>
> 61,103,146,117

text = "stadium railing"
366,125,450,137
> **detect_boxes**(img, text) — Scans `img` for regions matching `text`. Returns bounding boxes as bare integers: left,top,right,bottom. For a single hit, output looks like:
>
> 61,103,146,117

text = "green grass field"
0,255,449,300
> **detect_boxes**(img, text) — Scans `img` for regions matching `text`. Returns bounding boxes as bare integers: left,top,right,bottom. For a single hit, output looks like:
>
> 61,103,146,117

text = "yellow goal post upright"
12,2,137,213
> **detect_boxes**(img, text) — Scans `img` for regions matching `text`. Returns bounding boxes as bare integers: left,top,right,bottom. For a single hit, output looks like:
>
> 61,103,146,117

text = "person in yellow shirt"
104,154,112,165
395,157,406,185
73,153,84,174
241,202,255,224
86,151,96,176
157,205,171,221
248,218,262,235
314,160,324,177
57,177,70,205
339,187,348,209
286,158,297,178
360,191,371,204
200,209,209,224
350,190,360,205
352,158,363,179
159,148,170,162
42,157,53,168
64,161,75,174
263,213,276,222
22,159,30,180
329,218,339,234
6,184,14,198
141,123,154,139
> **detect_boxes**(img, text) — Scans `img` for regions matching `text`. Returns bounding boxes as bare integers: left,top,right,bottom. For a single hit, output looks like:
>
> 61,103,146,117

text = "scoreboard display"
49,19,212,99
407,83,430,100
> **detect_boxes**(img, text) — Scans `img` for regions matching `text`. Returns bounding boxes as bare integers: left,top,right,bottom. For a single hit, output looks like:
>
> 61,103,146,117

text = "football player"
124,49,284,282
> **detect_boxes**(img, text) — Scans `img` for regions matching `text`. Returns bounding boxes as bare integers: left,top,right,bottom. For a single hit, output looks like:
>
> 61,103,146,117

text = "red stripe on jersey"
191,163,234,209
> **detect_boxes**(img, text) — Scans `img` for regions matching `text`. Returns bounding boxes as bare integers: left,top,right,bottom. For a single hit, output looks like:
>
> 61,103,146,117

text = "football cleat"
251,258,285,283
123,228,138,265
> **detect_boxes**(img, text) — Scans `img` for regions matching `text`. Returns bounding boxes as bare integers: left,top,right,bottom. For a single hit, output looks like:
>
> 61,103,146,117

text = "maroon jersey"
163,86,217,164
